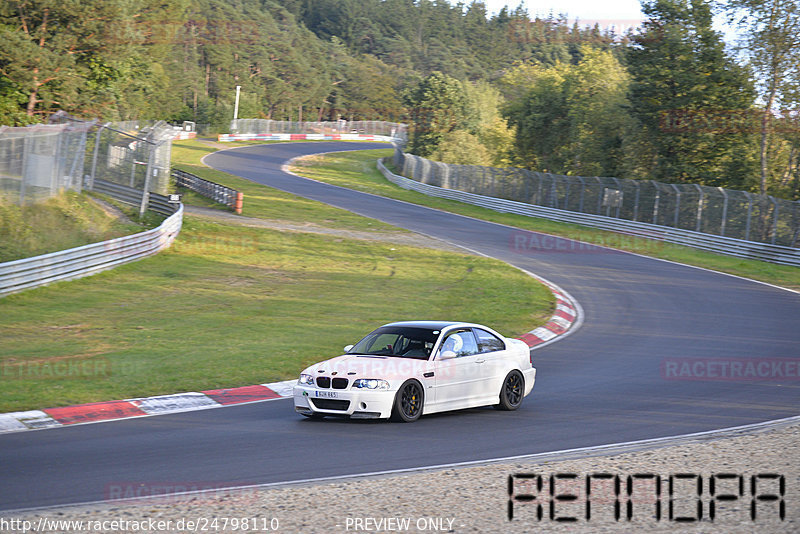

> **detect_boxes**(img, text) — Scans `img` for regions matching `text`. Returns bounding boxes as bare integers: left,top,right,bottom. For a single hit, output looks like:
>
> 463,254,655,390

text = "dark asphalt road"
1,142,798,511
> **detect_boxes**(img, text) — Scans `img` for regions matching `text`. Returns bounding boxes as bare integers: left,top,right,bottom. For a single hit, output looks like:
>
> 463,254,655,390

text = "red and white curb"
0,380,297,434
518,280,581,349
0,276,580,435
218,133,395,142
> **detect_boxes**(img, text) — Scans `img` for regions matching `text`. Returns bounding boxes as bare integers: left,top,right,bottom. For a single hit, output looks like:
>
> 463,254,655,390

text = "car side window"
439,329,479,358
473,328,505,353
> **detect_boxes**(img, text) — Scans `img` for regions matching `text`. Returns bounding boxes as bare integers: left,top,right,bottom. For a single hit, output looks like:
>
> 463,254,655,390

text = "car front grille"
315,376,349,389
310,399,350,411
316,376,331,388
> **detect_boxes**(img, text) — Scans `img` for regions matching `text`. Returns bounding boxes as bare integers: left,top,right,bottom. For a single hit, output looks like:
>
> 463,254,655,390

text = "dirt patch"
184,205,474,255
197,137,235,151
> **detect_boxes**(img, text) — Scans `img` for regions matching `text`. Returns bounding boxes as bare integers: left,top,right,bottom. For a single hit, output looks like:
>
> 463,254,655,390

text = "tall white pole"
233,85,241,120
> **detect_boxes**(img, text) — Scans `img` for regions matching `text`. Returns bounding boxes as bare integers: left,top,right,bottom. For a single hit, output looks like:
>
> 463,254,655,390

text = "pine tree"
626,0,757,186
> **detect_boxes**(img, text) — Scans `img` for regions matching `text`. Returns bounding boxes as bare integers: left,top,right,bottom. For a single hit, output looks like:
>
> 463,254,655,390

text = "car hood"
303,354,432,381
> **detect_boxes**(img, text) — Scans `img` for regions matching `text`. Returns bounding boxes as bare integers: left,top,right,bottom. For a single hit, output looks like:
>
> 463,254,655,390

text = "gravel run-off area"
7,416,797,534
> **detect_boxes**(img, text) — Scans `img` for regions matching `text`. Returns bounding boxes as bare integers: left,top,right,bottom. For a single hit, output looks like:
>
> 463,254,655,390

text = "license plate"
316,390,338,398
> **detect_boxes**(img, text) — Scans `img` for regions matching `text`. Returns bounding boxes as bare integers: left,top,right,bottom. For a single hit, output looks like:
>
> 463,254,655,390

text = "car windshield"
347,326,439,359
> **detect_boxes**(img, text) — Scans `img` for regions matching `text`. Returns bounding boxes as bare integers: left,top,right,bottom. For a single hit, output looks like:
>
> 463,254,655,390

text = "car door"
432,329,486,408
472,327,510,396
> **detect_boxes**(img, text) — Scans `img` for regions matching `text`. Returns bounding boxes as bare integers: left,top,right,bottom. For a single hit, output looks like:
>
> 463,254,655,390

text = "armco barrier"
0,200,182,297
172,168,242,213
377,159,800,267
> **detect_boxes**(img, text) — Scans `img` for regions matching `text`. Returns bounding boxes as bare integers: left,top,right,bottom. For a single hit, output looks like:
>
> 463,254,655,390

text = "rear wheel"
391,380,424,422
496,370,524,411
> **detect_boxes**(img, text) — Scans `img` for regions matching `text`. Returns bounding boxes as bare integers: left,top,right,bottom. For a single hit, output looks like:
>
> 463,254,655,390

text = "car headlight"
298,373,314,386
353,378,390,390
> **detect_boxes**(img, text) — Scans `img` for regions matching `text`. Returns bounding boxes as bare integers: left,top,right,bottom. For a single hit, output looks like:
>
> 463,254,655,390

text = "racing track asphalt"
1,142,798,511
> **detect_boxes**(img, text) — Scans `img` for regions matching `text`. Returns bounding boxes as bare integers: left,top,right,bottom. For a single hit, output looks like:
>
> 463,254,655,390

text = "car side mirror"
344,345,354,352
438,350,457,360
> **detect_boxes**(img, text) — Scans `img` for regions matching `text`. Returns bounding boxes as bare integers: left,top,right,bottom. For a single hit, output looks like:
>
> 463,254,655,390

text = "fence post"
536,173,543,205
577,176,585,212
671,184,681,228
719,187,728,237
745,193,753,241
694,184,704,233
52,127,63,196
653,187,660,224
67,126,89,193
89,123,109,190
633,181,640,221
523,170,530,203
771,197,779,245
595,177,603,214
19,130,31,204
139,141,157,217
610,177,622,218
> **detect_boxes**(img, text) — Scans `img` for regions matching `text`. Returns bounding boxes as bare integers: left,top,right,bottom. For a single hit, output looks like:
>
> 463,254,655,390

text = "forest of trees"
0,0,798,199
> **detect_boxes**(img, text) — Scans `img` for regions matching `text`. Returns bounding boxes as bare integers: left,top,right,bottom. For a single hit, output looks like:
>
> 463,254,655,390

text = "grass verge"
0,192,149,263
290,150,800,292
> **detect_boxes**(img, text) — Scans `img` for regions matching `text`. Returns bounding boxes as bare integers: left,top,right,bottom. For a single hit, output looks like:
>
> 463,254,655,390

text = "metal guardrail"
172,168,242,213
0,195,182,297
377,158,800,267
92,179,177,216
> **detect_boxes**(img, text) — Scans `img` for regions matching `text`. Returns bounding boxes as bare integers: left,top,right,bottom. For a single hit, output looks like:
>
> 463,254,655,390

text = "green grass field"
0,141,554,413
0,192,148,263
289,150,800,292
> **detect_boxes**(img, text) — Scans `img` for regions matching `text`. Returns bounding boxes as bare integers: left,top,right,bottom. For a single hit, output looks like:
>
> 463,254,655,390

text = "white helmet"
443,333,463,353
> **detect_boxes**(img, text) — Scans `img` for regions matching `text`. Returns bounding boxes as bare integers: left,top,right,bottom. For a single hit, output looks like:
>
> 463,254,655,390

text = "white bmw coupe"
293,321,536,422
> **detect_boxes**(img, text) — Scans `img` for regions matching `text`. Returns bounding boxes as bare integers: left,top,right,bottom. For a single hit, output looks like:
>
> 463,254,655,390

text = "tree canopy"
0,0,796,198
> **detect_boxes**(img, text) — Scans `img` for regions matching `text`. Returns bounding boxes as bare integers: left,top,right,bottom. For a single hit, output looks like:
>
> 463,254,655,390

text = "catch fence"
0,116,175,207
394,150,800,248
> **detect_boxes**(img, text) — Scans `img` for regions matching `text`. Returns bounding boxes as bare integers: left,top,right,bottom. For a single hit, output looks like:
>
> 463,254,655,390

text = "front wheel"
391,380,424,422
495,370,524,411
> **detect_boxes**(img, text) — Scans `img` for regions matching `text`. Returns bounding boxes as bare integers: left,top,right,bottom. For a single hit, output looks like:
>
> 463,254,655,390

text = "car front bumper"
293,384,396,419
